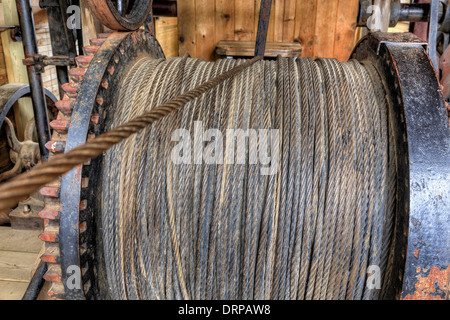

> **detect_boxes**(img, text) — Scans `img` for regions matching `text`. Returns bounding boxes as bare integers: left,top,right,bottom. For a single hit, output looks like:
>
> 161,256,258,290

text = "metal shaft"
16,0,51,160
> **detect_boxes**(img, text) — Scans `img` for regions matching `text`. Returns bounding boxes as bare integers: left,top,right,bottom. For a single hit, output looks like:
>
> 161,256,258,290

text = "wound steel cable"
100,56,397,300
0,56,262,212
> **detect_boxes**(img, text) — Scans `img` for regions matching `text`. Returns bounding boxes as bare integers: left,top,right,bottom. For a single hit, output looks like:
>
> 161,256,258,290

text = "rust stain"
414,249,420,259
404,265,450,300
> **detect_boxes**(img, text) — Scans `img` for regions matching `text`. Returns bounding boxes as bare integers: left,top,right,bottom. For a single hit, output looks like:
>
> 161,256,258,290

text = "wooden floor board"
0,226,42,300
0,280,29,300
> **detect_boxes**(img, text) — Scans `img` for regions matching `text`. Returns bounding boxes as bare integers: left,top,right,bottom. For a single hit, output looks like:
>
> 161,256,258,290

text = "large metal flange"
39,30,164,300
353,32,450,300
87,0,153,31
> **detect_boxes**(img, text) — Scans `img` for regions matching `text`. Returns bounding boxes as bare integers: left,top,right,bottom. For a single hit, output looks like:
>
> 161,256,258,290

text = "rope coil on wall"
99,55,398,300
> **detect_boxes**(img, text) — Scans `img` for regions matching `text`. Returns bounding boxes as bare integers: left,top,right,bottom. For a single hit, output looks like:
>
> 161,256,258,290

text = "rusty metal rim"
353,32,450,300
0,84,58,129
87,0,153,31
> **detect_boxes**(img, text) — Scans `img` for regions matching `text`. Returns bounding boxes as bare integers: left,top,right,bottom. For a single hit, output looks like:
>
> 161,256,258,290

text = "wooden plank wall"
178,0,359,61
155,17,179,58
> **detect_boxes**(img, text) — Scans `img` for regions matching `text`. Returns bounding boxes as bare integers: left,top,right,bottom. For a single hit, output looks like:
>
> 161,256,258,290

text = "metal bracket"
23,55,76,73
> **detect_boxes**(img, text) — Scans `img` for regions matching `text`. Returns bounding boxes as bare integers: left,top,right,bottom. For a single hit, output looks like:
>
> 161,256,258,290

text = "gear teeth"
101,79,109,89
39,29,124,300
55,99,75,115
61,83,78,99
39,209,60,221
44,265,62,283
68,68,86,83
76,56,93,68
40,186,60,198
50,119,70,133
39,226,60,243
97,32,112,39
90,38,107,46
83,45,100,56
41,244,61,264
48,282,65,300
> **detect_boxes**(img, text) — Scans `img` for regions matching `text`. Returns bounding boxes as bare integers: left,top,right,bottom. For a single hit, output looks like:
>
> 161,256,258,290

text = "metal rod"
117,0,124,15
429,0,439,70
22,260,47,300
72,0,84,55
16,0,51,160
255,0,272,57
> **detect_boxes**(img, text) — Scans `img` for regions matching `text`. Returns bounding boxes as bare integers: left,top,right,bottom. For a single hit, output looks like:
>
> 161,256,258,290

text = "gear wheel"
38,30,164,300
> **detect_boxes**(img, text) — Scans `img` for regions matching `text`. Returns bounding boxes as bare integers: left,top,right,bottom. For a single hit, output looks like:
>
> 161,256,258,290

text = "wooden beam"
80,1,103,47
178,0,197,57
294,0,317,58
196,0,215,61
333,0,359,61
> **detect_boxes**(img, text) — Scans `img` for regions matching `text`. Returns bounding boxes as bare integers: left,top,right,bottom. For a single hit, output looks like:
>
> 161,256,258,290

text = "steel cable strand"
124,58,184,299
272,56,291,300
254,60,277,300
355,62,387,300
206,59,238,299
195,59,229,299
353,62,381,299
322,58,349,299
298,58,324,300
288,58,308,299
228,62,253,299
145,60,179,299
103,57,157,299
314,58,341,300
172,58,205,299
337,62,366,299
264,57,284,299
348,62,378,299
132,58,168,300
147,58,189,300
215,60,242,300
113,57,175,299
327,61,357,300
305,59,329,300
343,61,374,299
173,59,214,299
203,59,234,299
241,59,266,300
177,59,214,299
163,58,209,299
291,57,314,299
279,57,299,300
363,62,393,296
285,57,302,300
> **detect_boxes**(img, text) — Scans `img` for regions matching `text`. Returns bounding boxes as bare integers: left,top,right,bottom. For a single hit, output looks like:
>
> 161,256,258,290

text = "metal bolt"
23,204,31,215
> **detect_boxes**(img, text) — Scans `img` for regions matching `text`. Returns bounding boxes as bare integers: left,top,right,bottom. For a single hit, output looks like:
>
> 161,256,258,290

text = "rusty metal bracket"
23,54,77,73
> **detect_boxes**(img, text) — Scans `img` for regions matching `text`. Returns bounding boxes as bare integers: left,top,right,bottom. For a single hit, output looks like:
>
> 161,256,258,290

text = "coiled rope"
100,56,396,300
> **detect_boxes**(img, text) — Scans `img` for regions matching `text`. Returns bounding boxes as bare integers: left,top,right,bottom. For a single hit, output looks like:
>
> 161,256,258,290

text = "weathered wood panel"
178,0,359,61
155,17,179,58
